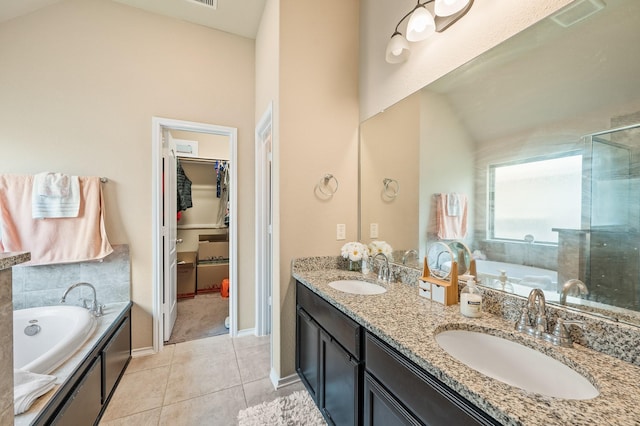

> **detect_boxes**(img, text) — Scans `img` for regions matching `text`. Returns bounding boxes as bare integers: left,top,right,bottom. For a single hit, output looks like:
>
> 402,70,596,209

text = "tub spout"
560,279,589,305
60,282,104,317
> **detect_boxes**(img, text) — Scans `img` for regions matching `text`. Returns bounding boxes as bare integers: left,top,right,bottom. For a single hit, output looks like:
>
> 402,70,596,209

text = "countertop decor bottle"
460,278,482,318
493,270,514,293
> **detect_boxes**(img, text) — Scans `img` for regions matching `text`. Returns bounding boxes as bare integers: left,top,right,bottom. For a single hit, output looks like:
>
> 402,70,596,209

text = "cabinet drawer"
297,282,362,359
102,314,131,403
365,333,497,426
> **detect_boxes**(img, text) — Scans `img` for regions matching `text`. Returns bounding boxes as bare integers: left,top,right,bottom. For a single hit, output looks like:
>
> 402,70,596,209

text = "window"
489,154,582,243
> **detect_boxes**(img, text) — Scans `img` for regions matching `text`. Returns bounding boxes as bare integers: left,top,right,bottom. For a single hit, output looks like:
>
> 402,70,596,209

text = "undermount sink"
435,329,599,400
328,280,387,295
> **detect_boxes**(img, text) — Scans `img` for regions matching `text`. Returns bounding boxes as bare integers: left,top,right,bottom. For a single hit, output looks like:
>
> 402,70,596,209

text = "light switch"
336,224,346,240
370,223,379,238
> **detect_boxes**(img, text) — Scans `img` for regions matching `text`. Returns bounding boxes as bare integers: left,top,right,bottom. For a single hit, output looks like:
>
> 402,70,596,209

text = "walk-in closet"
168,130,232,344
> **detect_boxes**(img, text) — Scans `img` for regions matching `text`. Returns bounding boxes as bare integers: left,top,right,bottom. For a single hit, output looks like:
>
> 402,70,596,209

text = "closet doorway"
152,117,238,352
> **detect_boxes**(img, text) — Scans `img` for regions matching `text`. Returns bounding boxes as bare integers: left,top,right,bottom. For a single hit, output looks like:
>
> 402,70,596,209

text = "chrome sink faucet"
516,287,584,347
516,288,548,337
60,282,104,317
560,279,589,305
373,253,391,283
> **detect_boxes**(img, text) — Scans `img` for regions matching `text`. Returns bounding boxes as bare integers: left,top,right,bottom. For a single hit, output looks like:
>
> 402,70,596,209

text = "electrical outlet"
370,223,379,238
336,224,346,240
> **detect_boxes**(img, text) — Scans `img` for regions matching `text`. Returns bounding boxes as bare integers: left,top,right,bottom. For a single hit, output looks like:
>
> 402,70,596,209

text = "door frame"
255,103,273,336
151,117,238,352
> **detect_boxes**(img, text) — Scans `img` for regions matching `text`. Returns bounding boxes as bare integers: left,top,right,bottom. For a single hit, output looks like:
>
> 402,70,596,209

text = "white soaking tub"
14,305,97,374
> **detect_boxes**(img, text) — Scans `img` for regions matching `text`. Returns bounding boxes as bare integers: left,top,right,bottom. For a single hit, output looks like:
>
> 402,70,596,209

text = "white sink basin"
435,330,599,400
328,280,387,295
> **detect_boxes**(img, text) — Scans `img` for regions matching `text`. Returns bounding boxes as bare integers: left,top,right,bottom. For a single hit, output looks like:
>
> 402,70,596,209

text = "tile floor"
99,334,305,425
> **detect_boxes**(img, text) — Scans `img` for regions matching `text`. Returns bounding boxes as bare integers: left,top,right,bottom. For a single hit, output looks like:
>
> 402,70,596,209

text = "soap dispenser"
460,277,482,318
493,270,514,293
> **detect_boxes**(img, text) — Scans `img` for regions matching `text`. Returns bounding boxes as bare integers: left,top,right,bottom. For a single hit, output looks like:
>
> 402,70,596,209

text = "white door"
256,106,273,336
163,130,178,341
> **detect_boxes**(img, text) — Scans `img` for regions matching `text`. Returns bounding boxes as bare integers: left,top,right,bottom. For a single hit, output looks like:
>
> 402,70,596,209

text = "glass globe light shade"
406,6,436,42
385,33,410,64
434,0,470,17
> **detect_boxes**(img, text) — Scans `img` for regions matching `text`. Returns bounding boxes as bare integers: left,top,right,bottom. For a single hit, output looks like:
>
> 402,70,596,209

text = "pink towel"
0,174,113,265
436,193,468,240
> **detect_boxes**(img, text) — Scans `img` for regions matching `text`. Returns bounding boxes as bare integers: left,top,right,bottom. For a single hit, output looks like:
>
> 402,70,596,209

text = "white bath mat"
237,390,326,426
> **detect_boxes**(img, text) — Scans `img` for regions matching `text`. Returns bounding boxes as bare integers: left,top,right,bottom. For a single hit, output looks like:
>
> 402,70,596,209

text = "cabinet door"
102,314,131,404
363,372,420,426
52,355,102,426
365,332,497,426
320,330,360,426
296,307,320,401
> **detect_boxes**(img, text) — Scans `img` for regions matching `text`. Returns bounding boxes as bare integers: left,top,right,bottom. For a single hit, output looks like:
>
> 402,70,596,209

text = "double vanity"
293,257,640,425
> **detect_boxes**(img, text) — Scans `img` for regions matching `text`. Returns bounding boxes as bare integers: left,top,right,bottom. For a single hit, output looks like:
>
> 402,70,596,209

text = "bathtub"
475,259,557,291
14,305,97,374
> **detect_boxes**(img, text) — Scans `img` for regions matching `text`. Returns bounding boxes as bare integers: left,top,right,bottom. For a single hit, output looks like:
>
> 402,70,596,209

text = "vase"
348,260,361,272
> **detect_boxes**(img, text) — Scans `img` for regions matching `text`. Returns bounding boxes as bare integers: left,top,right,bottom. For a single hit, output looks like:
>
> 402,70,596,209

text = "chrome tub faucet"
560,279,589,305
60,282,104,317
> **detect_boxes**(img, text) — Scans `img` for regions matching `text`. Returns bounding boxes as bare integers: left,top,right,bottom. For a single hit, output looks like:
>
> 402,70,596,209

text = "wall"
360,91,420,253
418,90,475,255
275,0,361,380
255,0,280,377
0,0,256,349
359,0,575,121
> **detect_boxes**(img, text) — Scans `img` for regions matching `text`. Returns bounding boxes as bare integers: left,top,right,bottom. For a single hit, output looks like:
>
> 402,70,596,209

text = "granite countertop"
15,301,131,426
0,252,30,270
293,265,640,426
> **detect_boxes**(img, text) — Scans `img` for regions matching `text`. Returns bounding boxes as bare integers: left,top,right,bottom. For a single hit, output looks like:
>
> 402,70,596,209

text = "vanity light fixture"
386,0,474,64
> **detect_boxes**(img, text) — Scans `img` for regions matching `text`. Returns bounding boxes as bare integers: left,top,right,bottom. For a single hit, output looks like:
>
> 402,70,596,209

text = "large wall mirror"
359,0,640,326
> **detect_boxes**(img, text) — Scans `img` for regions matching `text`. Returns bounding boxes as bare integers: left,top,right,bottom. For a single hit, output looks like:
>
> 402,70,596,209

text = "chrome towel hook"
318,174,339,196
383,178,399,199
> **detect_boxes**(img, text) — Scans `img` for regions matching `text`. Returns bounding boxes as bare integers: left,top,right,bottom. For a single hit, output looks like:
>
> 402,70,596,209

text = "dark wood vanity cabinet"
364,332,498,426
296,282,362,426
35,303,132,426
296,281,499,426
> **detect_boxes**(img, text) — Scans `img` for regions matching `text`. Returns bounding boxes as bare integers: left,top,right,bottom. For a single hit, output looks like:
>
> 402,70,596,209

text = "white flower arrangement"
341,242,369,262
368,240,393,260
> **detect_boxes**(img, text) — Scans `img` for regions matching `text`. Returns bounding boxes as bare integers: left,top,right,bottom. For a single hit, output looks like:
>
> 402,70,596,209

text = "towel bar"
318,174,338,196
383,178,399,199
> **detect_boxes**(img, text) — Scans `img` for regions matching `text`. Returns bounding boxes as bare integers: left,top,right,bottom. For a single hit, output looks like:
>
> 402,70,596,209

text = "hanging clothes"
176,160,193,212
216,162,230,227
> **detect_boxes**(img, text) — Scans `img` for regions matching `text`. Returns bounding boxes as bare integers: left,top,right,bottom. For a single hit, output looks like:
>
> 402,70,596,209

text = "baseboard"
270,368,301,390
236,328,256,337
131,346,155,358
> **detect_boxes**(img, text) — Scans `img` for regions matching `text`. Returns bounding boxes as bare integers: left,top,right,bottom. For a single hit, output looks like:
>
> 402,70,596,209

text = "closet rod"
178,157,229,165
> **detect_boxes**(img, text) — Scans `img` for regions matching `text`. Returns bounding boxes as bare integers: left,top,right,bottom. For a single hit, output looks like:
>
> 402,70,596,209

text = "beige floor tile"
172,334,234,364
232,334,270,351
126,345,175,374
164,350,241,405
159,385,246,426
235,343,270,383
242,377,306,407
99,408,161,426
101,365,170,422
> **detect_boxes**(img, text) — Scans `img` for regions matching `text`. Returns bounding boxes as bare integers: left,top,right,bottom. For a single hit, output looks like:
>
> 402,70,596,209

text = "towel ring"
383,178,399,199
318,174,339,196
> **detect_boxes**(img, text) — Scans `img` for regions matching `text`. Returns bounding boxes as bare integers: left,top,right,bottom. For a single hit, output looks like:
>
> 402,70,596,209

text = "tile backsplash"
12,244,130,310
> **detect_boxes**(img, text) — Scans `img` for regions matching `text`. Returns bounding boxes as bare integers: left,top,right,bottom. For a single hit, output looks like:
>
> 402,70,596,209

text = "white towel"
14,369,57,415
36,172,70,197
32,173,80,218
446,193,460,216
